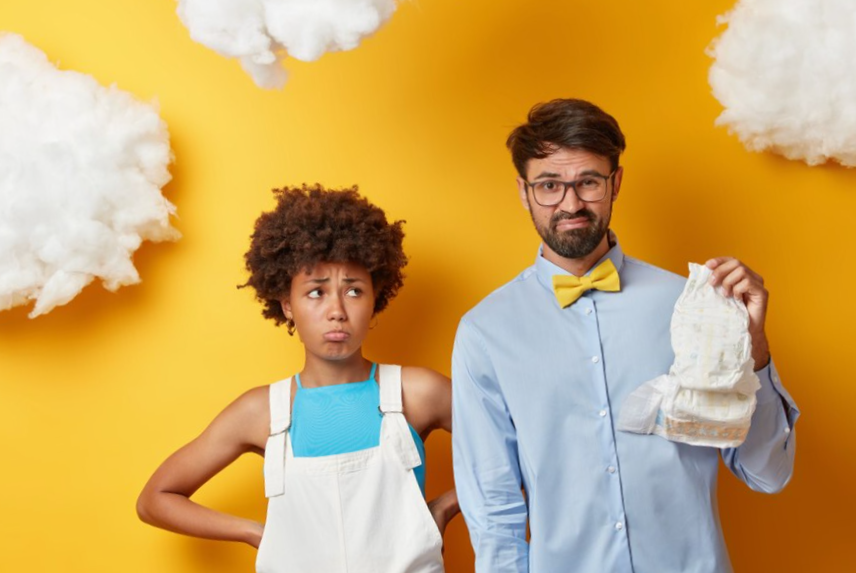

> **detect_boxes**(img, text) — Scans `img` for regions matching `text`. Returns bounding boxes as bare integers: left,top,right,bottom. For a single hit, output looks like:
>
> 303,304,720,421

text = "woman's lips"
324,331,349,342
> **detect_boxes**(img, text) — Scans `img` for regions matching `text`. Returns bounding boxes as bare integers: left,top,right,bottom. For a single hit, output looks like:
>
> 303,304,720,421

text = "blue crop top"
289,363,427,495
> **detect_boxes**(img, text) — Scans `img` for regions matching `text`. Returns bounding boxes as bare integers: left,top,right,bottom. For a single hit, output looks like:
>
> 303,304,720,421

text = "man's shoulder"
616,255,688,313
461,266,540,324
622,255,686,288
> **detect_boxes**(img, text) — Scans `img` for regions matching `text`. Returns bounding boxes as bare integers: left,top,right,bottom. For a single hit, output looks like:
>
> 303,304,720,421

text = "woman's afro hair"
241,184,407,325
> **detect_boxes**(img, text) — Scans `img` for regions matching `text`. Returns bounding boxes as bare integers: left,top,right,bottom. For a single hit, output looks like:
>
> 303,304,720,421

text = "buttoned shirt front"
451,241,799,573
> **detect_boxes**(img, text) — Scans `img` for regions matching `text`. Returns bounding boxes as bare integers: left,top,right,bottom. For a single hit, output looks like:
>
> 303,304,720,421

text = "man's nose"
557,183,585,212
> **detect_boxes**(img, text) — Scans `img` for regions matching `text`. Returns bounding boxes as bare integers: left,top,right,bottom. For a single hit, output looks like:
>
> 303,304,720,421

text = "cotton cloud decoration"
0,33,179,318
176,0,397,89
709,0,856,167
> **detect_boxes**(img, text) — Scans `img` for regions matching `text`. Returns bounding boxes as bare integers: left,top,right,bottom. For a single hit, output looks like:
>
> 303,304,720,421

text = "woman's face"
282,261,375,363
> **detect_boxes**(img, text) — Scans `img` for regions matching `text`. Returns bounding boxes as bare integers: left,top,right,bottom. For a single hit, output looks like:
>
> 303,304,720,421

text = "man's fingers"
707,257,740,287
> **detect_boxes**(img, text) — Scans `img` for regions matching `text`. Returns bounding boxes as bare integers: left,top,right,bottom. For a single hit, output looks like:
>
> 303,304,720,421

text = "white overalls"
257,364,445,573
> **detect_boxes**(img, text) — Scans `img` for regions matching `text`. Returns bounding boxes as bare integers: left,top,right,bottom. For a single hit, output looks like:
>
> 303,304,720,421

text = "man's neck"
542,234,612,277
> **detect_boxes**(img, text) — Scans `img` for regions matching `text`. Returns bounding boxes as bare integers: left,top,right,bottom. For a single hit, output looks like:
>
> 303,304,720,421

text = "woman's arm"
401,367,459,535
427,488,460,537
401,366,452,436
136,386,270,547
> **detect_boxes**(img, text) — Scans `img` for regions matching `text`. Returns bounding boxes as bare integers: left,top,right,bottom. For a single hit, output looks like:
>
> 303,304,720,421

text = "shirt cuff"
754,358,800,430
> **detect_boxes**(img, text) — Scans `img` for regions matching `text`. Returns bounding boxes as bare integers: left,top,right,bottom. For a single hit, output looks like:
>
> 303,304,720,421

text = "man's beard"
532,205,611,259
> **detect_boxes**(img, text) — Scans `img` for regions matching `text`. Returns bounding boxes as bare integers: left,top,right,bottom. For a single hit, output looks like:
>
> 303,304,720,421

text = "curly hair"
240,184,407,325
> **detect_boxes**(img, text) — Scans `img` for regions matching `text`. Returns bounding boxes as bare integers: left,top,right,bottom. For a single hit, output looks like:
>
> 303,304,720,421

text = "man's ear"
517,177,531,212
611,166,624,202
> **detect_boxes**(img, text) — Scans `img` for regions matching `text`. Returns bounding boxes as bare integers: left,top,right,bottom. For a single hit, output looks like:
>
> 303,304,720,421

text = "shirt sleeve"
452,317,529,573
721,358,799,492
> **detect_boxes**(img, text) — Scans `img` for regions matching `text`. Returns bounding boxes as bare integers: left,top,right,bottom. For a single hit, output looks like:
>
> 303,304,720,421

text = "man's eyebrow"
531,171,561,180
531,169,606,180
577,169,608,177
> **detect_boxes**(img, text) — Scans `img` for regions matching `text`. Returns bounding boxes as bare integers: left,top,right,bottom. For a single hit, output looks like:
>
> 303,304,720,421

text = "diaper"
616,263,761,448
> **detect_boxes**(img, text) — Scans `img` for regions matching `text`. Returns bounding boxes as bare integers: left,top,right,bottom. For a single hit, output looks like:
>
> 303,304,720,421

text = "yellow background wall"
1,1,852,571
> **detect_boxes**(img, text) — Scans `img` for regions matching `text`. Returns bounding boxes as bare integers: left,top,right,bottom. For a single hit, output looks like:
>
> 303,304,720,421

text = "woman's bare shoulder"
401,366,450,392
399,366,451,435
204,385,273,453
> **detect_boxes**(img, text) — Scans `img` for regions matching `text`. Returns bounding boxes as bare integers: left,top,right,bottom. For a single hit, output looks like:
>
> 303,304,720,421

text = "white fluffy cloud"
177,0,397,89
708,0,856,167
0,33,179,318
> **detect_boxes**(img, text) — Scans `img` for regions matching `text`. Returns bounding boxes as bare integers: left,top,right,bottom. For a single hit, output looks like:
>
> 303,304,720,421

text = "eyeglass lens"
532,175,608,205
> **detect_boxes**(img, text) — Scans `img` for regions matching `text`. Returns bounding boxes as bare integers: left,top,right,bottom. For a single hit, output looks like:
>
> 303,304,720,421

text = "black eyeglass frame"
525,168,619,207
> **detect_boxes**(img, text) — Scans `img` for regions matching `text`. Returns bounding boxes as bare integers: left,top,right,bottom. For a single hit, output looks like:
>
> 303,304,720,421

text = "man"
451,99,798,573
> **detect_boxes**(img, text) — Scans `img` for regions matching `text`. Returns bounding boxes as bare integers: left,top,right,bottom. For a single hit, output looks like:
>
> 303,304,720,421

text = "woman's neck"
299,353,373,388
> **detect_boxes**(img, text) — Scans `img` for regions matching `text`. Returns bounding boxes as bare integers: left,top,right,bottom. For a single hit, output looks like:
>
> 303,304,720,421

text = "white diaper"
616,263,761,448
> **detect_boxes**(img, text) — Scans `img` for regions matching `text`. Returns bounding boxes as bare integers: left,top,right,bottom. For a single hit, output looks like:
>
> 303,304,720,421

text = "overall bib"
257,364,445,573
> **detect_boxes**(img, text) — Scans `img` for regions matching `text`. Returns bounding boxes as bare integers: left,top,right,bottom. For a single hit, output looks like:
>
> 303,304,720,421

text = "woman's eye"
307,289,322,299
346,288,361,297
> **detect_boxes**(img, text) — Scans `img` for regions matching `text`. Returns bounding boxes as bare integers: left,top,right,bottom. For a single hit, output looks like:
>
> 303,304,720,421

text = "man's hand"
706,257,770,369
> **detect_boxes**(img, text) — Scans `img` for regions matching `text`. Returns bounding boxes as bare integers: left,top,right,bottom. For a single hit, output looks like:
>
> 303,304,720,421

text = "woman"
137,184,458,572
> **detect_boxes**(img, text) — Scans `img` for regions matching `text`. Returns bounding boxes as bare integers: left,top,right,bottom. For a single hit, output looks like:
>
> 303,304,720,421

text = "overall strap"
264,377,292,498
378,365,421,470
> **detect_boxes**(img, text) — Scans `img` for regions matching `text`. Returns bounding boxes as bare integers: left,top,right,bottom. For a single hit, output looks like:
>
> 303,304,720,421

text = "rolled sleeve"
755,359,800,434
722,358,799,493
452,318,529,573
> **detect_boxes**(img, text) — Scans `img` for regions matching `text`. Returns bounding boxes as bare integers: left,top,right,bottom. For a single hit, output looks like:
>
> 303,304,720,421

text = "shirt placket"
578,294,635,573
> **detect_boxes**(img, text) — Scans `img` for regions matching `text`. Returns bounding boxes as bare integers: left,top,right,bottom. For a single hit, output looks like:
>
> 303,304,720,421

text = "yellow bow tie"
552,259,621,308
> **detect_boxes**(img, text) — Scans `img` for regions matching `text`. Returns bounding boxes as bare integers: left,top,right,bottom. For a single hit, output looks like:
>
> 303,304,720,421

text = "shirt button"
591,356,600,363
599,410,607,417
607,465,616,474
585,308,593,315
615,521,624,531
784,427,791,434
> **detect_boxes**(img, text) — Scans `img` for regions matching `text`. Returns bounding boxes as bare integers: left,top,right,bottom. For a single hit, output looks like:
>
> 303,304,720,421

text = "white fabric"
263,378,292,497
617,263,761,447
258,365,444,573
379,364,424,472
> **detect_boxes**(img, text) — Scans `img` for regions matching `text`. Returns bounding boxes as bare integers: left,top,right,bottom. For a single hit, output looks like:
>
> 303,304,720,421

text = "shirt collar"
534,230,626,294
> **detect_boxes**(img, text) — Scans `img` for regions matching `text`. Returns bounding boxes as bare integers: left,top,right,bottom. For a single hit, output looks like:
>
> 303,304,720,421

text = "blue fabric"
291,364,426,495
452,239,799,573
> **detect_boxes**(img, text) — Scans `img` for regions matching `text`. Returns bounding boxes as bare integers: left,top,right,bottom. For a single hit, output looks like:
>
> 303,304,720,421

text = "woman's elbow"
136,488,158,525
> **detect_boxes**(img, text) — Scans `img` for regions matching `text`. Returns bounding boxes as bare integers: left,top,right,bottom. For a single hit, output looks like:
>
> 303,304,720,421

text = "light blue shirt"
452,240,799,573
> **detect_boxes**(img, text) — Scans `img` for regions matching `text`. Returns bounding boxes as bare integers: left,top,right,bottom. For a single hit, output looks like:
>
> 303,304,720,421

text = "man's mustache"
551,209,594,226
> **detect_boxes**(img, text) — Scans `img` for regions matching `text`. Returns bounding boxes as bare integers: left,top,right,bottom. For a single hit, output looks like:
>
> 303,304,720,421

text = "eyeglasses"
525,168,617,206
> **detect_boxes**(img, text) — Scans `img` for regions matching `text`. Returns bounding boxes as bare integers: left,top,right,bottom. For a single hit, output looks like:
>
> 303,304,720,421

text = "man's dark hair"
241,184,407,325
506,99,626,177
